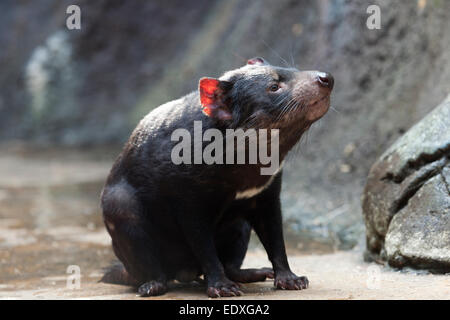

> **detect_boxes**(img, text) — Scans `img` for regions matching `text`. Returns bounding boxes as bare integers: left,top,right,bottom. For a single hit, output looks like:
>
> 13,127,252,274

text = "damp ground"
0,143,448,300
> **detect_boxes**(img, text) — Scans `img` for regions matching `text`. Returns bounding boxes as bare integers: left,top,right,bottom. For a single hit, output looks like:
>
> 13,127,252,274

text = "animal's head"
198,57,334,132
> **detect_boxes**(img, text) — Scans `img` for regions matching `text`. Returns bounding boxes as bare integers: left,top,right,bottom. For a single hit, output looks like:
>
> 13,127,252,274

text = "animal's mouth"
271,93,331,128
309,93,330,107
305,93,331,121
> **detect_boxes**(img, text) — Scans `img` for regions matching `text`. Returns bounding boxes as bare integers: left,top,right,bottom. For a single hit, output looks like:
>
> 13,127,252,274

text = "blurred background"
1,0,450,297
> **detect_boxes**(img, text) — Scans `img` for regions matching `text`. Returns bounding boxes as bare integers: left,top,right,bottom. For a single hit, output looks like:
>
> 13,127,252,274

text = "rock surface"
363,94,450,272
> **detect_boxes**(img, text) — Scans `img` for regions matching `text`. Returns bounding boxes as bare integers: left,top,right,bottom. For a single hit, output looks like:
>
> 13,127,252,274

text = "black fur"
100,58,332,297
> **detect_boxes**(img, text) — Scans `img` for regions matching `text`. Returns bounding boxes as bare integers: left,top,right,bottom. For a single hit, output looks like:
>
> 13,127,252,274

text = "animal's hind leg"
227,267,274,283
101,181,168,296
216,219,274,283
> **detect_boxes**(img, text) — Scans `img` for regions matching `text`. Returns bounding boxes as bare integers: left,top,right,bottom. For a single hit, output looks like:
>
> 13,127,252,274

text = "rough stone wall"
1,0,450,248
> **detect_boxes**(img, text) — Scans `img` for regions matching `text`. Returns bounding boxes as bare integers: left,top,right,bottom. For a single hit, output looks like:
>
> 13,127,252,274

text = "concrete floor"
1,225,448,300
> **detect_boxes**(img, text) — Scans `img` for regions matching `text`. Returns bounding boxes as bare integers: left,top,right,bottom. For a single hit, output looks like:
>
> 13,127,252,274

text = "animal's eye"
269,84,280,92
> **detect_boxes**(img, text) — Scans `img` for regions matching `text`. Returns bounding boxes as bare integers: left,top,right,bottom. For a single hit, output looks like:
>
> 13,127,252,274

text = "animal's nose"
317,72,334,90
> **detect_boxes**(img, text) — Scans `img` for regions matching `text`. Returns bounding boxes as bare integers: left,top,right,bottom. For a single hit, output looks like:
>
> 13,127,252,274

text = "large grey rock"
363,94,450,272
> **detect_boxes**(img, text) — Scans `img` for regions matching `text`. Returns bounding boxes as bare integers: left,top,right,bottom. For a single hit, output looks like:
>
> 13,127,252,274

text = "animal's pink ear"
247,57,266,66
199,78,232,121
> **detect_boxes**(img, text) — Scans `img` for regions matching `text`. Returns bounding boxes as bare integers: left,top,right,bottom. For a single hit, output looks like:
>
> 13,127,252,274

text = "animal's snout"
316,72,334,90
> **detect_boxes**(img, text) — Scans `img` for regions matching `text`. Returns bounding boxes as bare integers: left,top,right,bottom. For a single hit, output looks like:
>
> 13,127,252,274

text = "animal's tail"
99,261,139,287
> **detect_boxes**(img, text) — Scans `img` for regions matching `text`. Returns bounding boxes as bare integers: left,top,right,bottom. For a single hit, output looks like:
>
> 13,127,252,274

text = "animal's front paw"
207,278,243,298
138,280,168,297
274,272,309,290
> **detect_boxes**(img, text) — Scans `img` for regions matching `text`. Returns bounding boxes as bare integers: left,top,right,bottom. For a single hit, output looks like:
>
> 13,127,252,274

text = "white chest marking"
234,161,285,200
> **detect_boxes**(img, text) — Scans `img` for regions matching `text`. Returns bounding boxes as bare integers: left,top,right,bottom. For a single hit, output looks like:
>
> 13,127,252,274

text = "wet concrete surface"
0,143,449,300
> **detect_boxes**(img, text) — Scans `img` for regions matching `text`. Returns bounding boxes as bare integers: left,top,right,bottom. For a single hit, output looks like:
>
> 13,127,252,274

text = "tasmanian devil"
100,57,334,298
